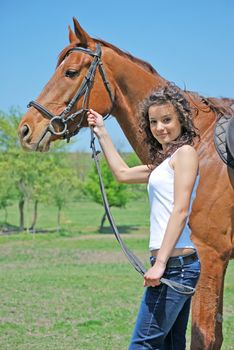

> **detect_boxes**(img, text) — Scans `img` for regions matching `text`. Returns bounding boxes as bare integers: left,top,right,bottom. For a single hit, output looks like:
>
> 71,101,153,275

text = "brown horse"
18,18,234,350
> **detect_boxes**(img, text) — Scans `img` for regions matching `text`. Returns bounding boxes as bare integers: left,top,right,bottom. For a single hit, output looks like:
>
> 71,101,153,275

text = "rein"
27,43,195,296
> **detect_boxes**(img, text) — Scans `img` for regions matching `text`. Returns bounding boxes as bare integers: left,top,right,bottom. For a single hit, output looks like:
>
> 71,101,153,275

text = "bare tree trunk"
99,211,107,232
4,207,8,223
57,207,61,233
30,200,38,232
19,198,24,231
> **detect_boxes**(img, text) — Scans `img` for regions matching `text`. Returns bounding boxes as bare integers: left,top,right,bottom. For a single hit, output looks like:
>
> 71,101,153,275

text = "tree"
84,158,129,231
0,153,15,224
46,154,81,232
0,109,28,230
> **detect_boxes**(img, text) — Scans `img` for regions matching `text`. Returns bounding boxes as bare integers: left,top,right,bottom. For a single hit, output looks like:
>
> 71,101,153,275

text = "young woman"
87,83,201,350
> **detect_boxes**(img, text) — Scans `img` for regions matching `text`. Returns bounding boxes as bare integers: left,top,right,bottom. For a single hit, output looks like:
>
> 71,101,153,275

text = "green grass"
0,200,233,349
1,196,149,235
0,236,143,350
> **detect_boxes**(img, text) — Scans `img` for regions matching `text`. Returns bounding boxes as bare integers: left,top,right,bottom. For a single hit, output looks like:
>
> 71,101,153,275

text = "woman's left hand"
144,262,166,287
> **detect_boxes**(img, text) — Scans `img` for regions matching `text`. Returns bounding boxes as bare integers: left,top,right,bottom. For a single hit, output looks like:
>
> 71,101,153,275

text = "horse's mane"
204,96,234,116
93,38,158,75
186,91,234,117
57,38,158,75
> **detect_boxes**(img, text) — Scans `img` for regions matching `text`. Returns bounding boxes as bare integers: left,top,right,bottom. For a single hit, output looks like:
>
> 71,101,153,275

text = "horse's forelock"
57,46,73,67
57,43,88,67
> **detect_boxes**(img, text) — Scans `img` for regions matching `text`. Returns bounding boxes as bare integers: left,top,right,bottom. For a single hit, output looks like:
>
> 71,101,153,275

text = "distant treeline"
0,109,146,233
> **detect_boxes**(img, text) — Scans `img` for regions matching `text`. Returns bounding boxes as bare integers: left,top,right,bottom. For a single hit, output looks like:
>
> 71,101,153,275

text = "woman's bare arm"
87,109,151,184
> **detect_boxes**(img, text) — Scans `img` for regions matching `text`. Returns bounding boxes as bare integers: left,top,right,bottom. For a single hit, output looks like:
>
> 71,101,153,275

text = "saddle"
214,115,234,169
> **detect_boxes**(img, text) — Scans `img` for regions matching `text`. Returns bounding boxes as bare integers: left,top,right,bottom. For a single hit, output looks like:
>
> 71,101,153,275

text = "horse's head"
18,18,115,151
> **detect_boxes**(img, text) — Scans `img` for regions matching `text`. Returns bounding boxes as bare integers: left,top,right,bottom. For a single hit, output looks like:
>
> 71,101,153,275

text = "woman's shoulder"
176,145,198,158
170,145,198,170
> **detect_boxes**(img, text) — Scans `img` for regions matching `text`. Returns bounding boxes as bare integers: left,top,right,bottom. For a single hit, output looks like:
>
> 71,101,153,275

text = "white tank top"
147,148,199,251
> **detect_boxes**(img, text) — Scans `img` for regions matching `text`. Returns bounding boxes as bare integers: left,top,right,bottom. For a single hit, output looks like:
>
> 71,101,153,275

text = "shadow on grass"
0,222,20,234
0,222,140,237
98,225,139,234
0,222,57,235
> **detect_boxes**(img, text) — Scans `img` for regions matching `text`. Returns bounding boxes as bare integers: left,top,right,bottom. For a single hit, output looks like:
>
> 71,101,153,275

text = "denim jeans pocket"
180,259,201,288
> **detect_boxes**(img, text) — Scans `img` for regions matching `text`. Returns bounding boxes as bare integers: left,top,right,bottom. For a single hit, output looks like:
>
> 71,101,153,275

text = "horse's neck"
104,50,167,162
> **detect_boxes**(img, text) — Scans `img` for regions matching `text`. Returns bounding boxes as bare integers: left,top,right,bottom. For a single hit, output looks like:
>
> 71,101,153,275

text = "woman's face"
148,103,182,150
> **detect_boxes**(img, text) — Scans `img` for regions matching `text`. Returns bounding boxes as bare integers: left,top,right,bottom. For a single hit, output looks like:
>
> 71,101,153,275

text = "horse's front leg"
190,245,230,350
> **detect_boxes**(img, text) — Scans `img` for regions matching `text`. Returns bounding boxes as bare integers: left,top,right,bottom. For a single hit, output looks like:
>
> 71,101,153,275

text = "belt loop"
150,256,156,266
179,256,184,266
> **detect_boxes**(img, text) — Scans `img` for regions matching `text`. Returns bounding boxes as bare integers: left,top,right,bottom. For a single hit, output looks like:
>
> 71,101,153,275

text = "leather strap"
151,252,198,268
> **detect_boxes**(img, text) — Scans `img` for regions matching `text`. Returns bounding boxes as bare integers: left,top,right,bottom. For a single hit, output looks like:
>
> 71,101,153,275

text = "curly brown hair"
140,83,199,166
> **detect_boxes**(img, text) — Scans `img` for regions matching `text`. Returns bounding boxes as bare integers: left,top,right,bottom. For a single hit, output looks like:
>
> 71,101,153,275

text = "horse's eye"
65,70,79,78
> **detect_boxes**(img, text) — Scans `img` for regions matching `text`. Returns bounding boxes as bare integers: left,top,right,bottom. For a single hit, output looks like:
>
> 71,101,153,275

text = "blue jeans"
128,253,201,350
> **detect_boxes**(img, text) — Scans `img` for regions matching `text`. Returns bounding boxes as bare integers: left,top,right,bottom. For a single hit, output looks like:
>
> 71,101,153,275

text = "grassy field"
0,199,233,349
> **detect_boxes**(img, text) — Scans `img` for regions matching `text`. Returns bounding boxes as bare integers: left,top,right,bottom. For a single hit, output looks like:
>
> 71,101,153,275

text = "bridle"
27,43,115,142
27,43,195,295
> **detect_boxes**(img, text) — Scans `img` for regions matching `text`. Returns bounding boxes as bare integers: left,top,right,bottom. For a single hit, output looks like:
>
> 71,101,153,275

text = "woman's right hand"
144,261,166,287
87,109,105,137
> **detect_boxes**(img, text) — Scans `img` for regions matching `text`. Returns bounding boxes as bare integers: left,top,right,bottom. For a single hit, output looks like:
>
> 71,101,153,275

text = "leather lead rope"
90,128,196,296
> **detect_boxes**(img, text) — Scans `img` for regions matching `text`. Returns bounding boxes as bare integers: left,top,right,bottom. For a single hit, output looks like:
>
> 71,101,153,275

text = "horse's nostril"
21,124,30,140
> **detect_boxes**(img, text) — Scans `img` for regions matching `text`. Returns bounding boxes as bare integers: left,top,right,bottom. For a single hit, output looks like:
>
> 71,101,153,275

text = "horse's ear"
68,25,77,43
73,17,91,45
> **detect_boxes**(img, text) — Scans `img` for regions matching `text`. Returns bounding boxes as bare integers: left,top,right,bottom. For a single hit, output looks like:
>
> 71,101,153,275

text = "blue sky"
1,0,233,151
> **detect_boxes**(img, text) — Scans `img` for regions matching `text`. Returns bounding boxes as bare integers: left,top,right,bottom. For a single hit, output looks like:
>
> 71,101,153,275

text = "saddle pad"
227,117,234,159
214,115,234,169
